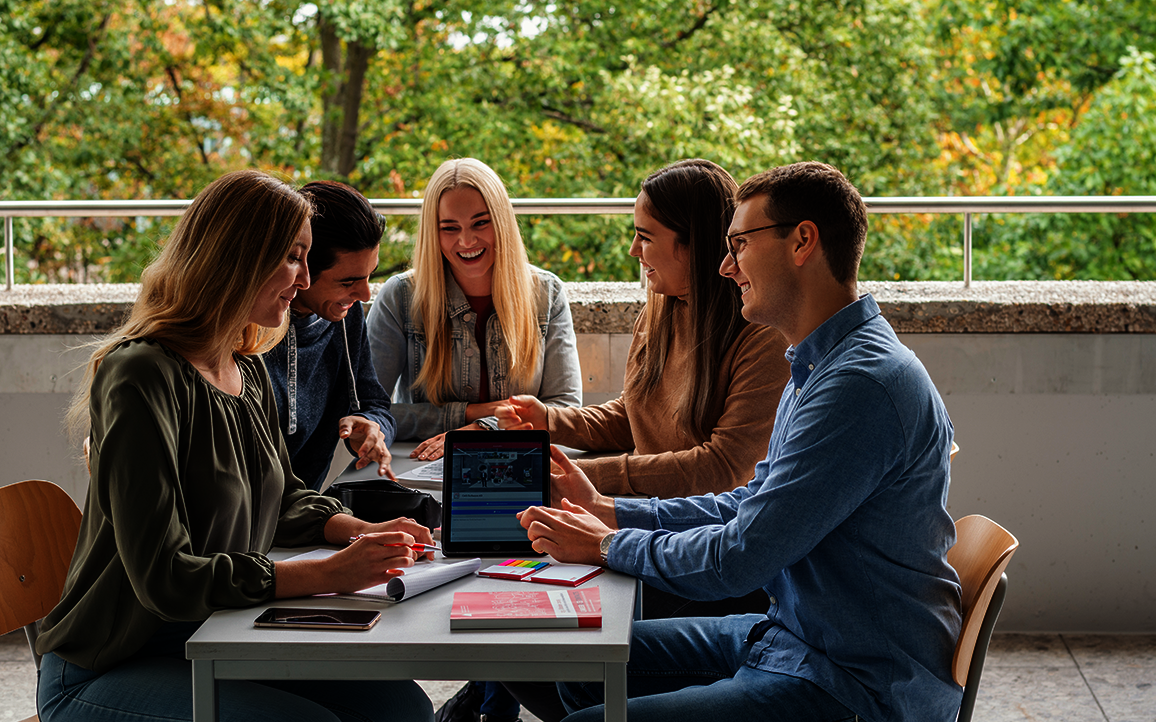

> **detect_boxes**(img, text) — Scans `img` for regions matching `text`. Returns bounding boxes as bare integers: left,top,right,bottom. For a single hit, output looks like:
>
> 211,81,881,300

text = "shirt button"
465,349,474,357
808,364,814,370
464,313,473,322
769,596,777,605
794,388,801,396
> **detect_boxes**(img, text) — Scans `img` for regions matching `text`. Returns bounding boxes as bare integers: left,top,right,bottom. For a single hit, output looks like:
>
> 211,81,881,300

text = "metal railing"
4,196,1156,290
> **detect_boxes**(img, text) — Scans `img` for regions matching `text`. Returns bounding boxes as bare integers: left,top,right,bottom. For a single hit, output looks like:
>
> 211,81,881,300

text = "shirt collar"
786,294,882,389
443,266,473,317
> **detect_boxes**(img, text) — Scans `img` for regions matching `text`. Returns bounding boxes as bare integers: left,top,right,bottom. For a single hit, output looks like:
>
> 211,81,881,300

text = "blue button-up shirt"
611,295,963,722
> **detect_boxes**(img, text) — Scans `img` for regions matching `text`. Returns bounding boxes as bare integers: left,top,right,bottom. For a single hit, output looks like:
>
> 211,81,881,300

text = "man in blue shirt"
266,181,397,490
519,162,962,722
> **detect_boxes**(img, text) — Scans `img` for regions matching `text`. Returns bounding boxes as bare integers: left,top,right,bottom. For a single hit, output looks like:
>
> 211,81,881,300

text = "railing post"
963,212,972,289
4,215,13,290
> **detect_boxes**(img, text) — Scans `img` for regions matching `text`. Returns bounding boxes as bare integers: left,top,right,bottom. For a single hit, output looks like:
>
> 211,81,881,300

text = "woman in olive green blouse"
36,170,435,722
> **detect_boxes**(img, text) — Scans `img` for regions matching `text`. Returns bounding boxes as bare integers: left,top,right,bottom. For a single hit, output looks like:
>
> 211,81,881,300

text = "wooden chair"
0,480,83,722
946,514,1019,722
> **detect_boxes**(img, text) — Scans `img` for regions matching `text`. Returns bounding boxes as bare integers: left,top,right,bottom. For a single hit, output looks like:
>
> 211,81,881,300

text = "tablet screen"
441,430,550,556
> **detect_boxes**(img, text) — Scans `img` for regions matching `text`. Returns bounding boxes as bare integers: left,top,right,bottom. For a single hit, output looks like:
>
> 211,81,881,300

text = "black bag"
324,479,442,530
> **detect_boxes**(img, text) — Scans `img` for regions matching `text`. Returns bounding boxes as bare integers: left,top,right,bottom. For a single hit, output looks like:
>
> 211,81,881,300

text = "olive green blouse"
36,339,346,673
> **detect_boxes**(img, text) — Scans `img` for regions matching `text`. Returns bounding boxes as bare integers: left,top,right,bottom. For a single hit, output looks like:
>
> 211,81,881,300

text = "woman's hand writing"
355,517,436,560
273,530,417,598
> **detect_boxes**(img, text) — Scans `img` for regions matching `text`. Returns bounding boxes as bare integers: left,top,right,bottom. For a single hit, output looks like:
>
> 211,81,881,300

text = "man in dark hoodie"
266,181,397,490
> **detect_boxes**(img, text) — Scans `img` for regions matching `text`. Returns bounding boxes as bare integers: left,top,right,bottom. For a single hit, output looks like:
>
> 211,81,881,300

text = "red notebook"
450,587,602,629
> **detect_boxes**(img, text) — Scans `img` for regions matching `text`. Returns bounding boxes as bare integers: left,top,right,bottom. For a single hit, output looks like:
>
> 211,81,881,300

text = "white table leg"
604,661,627,722
192,659,217,722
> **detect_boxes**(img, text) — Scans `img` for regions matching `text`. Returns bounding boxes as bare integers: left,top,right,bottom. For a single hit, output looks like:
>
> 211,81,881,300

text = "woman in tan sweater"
498,159,790,499
493,159,791,722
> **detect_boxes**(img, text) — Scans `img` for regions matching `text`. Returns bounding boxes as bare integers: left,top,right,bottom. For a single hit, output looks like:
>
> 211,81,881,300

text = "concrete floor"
2,630,1153,721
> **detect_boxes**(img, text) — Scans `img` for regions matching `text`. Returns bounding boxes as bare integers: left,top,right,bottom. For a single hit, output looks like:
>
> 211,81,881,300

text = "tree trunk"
318,15,373,178
319,14,344,175
338,41,372,177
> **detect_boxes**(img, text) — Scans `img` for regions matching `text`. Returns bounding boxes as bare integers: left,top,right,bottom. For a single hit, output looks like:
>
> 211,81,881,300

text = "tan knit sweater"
547,300,791,497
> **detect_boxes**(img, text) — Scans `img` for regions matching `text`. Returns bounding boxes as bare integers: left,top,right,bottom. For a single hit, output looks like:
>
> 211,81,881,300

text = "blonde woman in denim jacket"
366,158,582,462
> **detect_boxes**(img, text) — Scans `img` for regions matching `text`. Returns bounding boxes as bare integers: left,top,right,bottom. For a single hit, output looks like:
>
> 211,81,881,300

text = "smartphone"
253,607,380,631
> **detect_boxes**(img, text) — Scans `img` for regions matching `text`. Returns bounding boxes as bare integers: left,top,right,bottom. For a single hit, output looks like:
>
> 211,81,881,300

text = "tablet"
441,429,550,557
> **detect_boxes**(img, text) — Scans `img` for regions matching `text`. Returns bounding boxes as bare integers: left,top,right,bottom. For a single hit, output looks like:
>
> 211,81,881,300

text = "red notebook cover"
450,587,602,629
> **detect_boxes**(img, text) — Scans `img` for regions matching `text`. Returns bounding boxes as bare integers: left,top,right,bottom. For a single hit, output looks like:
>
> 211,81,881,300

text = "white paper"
396,459,442,482
379,557,481,601
527,564,601,584
284,549,480,602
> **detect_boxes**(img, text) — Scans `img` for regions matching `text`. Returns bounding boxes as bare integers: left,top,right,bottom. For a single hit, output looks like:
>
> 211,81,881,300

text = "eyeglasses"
724,222,799,263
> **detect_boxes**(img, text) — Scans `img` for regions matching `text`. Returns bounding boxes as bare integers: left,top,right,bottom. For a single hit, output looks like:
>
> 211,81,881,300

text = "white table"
186,558,635,722
188,442,636,721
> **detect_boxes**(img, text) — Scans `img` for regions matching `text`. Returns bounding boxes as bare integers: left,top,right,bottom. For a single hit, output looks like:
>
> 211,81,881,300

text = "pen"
348,535,440,551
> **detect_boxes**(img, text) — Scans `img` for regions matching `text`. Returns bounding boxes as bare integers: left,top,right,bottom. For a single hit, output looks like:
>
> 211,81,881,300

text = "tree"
4,0,1149,284
975,47,1156,280
931,0,1156,194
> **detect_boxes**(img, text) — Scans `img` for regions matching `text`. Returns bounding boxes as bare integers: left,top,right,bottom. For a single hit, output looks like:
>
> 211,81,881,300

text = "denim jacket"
366,265,582,441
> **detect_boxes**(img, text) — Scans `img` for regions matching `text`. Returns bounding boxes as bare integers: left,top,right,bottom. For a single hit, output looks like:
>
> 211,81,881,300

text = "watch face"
600,532,613,558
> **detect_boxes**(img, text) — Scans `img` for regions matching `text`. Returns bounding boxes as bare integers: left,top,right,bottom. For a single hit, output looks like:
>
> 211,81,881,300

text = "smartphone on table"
253,607,380,631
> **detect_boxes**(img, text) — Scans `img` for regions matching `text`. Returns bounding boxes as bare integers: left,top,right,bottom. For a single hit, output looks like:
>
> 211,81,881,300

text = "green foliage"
976,48,1156,280
2,0,1154,283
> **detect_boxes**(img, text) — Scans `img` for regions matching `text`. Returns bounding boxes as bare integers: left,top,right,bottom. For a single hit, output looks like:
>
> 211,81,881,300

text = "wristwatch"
475,417,499,431
599,531,616,564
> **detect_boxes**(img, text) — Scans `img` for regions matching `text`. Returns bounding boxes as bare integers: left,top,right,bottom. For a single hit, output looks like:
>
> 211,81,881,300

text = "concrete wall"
907,334,1156,633
2,331,1153,633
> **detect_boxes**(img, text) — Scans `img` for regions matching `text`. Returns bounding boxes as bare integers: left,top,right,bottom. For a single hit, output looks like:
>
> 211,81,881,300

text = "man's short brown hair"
735,162,868,285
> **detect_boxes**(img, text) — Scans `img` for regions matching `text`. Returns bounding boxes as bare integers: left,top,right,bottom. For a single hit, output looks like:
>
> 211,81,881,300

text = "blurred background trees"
1,0,1153,283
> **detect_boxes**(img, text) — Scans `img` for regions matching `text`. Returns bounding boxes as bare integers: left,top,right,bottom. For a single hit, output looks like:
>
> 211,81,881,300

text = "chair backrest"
0,480,83,641
946,514,1019,686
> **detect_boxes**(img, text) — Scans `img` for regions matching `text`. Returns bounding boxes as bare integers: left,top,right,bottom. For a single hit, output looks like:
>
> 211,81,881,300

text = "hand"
517,498,612,565
339,416,396,481
276,518,426,598
411,421,485,461
356,517,437,560
465,400,505,423
549,446,616,526
496,394,547,430
325,531,420,593
323,513,436,561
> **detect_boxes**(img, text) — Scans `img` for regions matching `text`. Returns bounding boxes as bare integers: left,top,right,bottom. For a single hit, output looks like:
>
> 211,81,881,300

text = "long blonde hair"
66,170,312,439
412,158,539,404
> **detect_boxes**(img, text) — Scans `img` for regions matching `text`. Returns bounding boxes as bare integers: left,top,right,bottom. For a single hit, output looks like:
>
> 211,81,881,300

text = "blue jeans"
481,681,520,718
38,651,434,722
558,615,857,722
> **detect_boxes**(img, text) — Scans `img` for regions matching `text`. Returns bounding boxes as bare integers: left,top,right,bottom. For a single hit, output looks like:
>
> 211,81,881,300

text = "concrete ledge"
2,281,1155,334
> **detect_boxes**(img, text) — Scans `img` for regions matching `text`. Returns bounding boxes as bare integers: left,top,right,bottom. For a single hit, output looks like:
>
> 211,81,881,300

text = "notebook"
440,429,550,557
